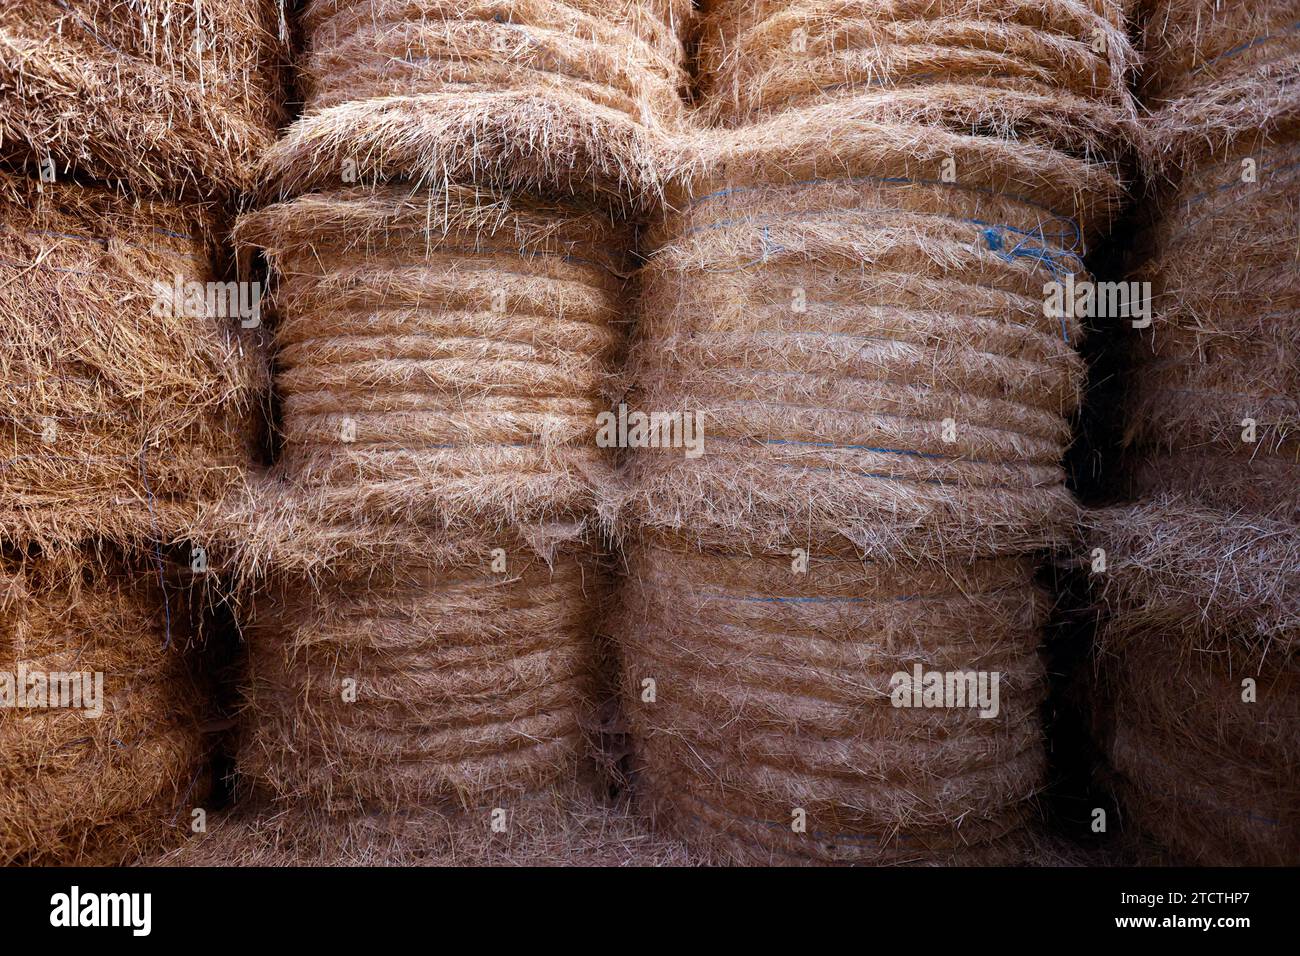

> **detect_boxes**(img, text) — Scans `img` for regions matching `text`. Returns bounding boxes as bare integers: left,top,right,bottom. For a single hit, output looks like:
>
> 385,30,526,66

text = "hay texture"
617,106,1125,559
0,0,286,199
261,0,690,206
1122,130,1300,520
231,185,628,565
300,0,688,123
1138,0,1300,169
1087,501,1299,866
616,535,1050,864
154,787,695,865
0,547,210,866
693,0,1137,163
0,171,264,550
1083,500,1299,651
238,534,603,812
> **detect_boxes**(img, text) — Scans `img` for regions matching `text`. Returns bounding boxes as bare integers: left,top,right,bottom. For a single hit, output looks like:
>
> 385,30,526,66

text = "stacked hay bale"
0,0,285,198
0,549,209,865
0,171,262,549
242,539,605,811
239,188,628,544
300,0,686,123
1086,505,1299,865
694,0,1136,140
260,0,690,204
233,189,630,814
615,2,1135,863
227,2,690,831
1087,0,1300,866
0,3,283,863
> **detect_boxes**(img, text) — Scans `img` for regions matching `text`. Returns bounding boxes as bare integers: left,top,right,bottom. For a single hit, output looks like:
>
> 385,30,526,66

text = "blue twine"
980,225,1082,343
762,437,973,462
1194,20,1300,74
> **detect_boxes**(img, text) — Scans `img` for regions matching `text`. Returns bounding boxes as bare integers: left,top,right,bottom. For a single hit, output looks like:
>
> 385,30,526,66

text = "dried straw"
1122,131,1300,520
1138,0,1300,170
694,0,1138,165
223,185,629,571
153,785,696,865
0,547,209,866
0,169,265,550
615,105,1125,559
300,0,689,125
260,0,690,207
0,0,287,199
1084,500,1299,865
238,533,603,812
1083,3,1300,864
1100,641,1298,866
616,534,1050,864
1083,499,1299,652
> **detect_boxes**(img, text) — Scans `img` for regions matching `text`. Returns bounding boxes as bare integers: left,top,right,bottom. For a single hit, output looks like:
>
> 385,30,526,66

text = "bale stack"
211,1,690,837
1,5,283,863
229,178,635,817
1123,0,1300,518
0,549,209,866
260,0,691,206
1087,0,1300,865
610,0,1136,863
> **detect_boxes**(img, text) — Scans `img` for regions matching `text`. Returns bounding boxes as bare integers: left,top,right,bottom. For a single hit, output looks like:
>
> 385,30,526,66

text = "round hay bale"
234,186,628,551
301,0,688,123
1086,499,1300,864
1096,630,1299,866
693,0,1137,162
1122,133,1300,516
0,548,210,866
260,1,690,206
618,108,1124,558
238,533,603,812
0,170,264,550
0,0,286,198
617,534,1050,864
1137,0,1300,168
